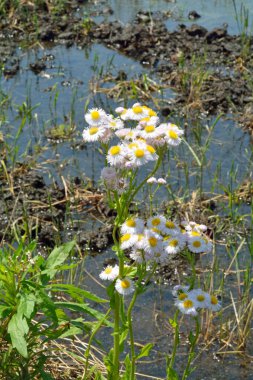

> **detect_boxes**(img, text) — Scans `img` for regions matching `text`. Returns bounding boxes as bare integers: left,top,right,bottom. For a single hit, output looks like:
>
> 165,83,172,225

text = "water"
92,0,253,34
1,0,252,378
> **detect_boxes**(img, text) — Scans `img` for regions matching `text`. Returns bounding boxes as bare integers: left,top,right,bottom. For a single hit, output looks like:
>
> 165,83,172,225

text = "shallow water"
94,0,253,34
1,0,252,378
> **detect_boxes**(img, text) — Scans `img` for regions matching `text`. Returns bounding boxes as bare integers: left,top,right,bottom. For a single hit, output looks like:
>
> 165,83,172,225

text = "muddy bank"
1,5,253,133
91,12,253,122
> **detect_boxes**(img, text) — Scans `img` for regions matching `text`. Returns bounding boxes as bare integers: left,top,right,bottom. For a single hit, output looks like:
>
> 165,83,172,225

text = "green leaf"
55,302,113,327
49,283,108,303
188,331,195,345
18,293,36,319
135,343,153,360
169,318,178,329
167,367,179,380
43,241,75,279
8,313,29,358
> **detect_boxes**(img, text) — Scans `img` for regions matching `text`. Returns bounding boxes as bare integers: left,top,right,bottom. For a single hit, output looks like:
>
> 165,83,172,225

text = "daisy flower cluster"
83,104,184,171
119,216,212,266
172,285,222,316
99,264,135,296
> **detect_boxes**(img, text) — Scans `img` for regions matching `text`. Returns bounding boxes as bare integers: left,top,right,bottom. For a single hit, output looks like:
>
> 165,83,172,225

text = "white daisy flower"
172,284,190,298
140,124,161,140
121,104,147,121
207,295,222,312
82,126,106,142
85,108,107,126
175,299,198,316
147,215,166,230
163,220,181,235
99,265,119,281
188,289,211,309
152,249,169,265
115,128,140,141
115,107,126,114
187,236,209,253
130,248,146,263
107,116,124,130
164,234,186,254
128,144,156,167
120,232,138,250
161,123,184,146
138,115,160,128
143,230,163,254
142,106,158,118
121,217,145,235
115,277,135,295
107,145,126,167
133,232,146,250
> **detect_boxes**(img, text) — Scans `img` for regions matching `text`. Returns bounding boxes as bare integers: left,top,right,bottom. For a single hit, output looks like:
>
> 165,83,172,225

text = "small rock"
206,28,227,43
188,10,201,20
58,31,75,40
185,24,207,37
30,61,46,74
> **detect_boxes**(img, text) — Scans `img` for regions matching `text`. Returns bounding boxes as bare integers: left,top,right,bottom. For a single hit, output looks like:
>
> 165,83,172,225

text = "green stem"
127,290,138,380
113,292,120,379
83,308,112,380
167,310,180,375
182,317,200,380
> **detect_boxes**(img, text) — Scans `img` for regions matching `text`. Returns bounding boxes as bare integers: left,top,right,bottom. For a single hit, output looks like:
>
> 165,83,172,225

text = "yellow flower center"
132,106,143,114
191,231,201,237
104,267,112,274
151,218,161,226
183,299,194,308
89,127,99,135
169,130,178,139
135,149,145,158
169,239,179,247
145,125,155,133
166,221,175,229
149,237,158,247
110,146,121,156
141,117,150,123
148,109,157,117
197,295,205,302
152,228,160,234
146,145,155,154
179,293,188,301
90,110,100,120
121,279,131,289
211,295,218,305
121,233,131,242
137,234,144,241
128,142,138,149
193,240,201,248
126,219,136,228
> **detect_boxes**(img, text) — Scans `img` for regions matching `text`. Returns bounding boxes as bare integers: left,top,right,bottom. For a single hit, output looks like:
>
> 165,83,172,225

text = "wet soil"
1,4,253,134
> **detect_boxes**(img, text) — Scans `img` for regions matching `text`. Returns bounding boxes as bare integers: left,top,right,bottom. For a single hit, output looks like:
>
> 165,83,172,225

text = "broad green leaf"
50,283,108,303
18,293,36,319
43,241,75,278
135,343,153,360
8,313,29,358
